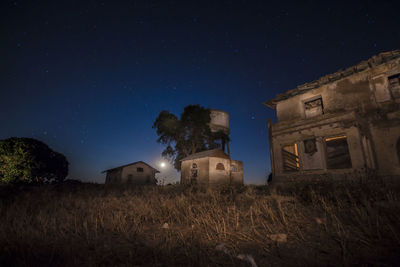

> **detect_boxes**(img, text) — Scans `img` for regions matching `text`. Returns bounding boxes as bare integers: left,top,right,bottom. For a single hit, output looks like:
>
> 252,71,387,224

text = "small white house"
103,161,160,185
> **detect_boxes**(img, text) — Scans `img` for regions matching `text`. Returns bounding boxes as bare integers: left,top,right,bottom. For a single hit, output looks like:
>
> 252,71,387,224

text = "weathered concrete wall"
298,138,325,170
269,53,400,183
208,157,231,184
370,115,400,176
181,157,244,185
208,158,244,185
120,162,157,185
230,160,244,184
181,157,209,184
276,98,303,121
271,112,368,181
180,161,191,184
276,58,400,123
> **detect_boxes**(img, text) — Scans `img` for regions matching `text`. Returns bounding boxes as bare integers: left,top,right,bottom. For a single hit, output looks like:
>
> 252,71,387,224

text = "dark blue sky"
1,1,400,184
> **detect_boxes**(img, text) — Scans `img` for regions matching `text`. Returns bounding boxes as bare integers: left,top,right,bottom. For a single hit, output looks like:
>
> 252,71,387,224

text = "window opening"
216,163,225,170
389,74,400,98
304,97,323,118
231,165,237,172
325,136,352,169
282,143,300,171
137,167,144,172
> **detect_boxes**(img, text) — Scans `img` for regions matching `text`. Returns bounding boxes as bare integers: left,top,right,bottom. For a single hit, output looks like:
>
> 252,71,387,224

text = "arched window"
192,163,197,169
216,163,225,170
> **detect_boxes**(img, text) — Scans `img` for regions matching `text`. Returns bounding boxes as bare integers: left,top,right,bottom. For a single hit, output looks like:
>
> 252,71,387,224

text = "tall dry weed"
0,179,399,266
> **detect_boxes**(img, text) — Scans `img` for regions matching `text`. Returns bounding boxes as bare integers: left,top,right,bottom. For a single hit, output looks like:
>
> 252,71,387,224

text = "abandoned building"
180,149,243,185
103,161,159,185
180,109,244,185
264,50,400,183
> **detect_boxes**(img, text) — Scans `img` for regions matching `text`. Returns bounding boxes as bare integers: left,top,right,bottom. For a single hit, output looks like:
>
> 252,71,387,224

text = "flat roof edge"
262,101,276,109
263,49,400,106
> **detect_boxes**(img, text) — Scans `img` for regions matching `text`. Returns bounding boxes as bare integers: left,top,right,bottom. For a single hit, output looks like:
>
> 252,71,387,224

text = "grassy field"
0,178,399,266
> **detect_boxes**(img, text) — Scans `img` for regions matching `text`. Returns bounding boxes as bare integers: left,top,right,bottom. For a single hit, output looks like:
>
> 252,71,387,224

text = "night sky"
1,1,400,184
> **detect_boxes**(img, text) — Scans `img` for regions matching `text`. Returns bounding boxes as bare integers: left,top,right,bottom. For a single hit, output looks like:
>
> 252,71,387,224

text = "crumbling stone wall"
276,56,400,122
181,157,243,185
181,157,209,185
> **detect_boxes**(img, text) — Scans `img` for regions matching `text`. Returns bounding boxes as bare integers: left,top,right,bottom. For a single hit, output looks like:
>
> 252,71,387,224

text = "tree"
153,105,229,170
0,137,69,185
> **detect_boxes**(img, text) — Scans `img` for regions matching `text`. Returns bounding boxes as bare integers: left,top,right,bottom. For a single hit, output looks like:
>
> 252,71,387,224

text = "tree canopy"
0,137,69,185
153,105,229,170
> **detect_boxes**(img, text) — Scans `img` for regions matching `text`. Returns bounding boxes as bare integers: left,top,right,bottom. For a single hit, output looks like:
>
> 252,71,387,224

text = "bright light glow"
160,162,166,168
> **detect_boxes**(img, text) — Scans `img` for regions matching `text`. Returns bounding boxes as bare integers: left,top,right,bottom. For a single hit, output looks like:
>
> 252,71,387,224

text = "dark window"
137,167,144,172
282,144,299,172
191,163,198,178
216,163,225,170
231,165,237,172
389,74,400,98
397,138,400,165
304,97,323,118
325,136,352,169
190,162,198,183
127,174,133,184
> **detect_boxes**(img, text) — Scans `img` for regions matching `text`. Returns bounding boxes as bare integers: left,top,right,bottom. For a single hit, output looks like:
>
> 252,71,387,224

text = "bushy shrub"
0,137,68,185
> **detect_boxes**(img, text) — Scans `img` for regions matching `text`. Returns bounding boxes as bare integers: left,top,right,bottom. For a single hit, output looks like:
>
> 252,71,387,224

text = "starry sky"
1,0,400,184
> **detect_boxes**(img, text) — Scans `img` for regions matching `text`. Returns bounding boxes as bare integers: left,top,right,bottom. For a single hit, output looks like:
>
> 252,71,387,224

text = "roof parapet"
263,49,400,109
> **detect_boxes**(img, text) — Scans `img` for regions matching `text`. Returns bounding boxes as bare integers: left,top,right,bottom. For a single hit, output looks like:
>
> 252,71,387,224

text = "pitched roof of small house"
102,161,160,173
263,49,400,109
180,149,230,161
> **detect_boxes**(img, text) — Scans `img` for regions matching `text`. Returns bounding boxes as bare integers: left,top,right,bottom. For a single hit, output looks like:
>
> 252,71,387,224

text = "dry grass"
0,178,400,266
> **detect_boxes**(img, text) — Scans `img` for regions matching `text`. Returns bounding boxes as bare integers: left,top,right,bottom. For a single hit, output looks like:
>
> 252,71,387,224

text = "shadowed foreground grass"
0,178,400,266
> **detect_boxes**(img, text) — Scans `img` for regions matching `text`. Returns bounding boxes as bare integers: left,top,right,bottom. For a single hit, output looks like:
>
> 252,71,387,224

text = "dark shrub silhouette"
0,137,68,184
